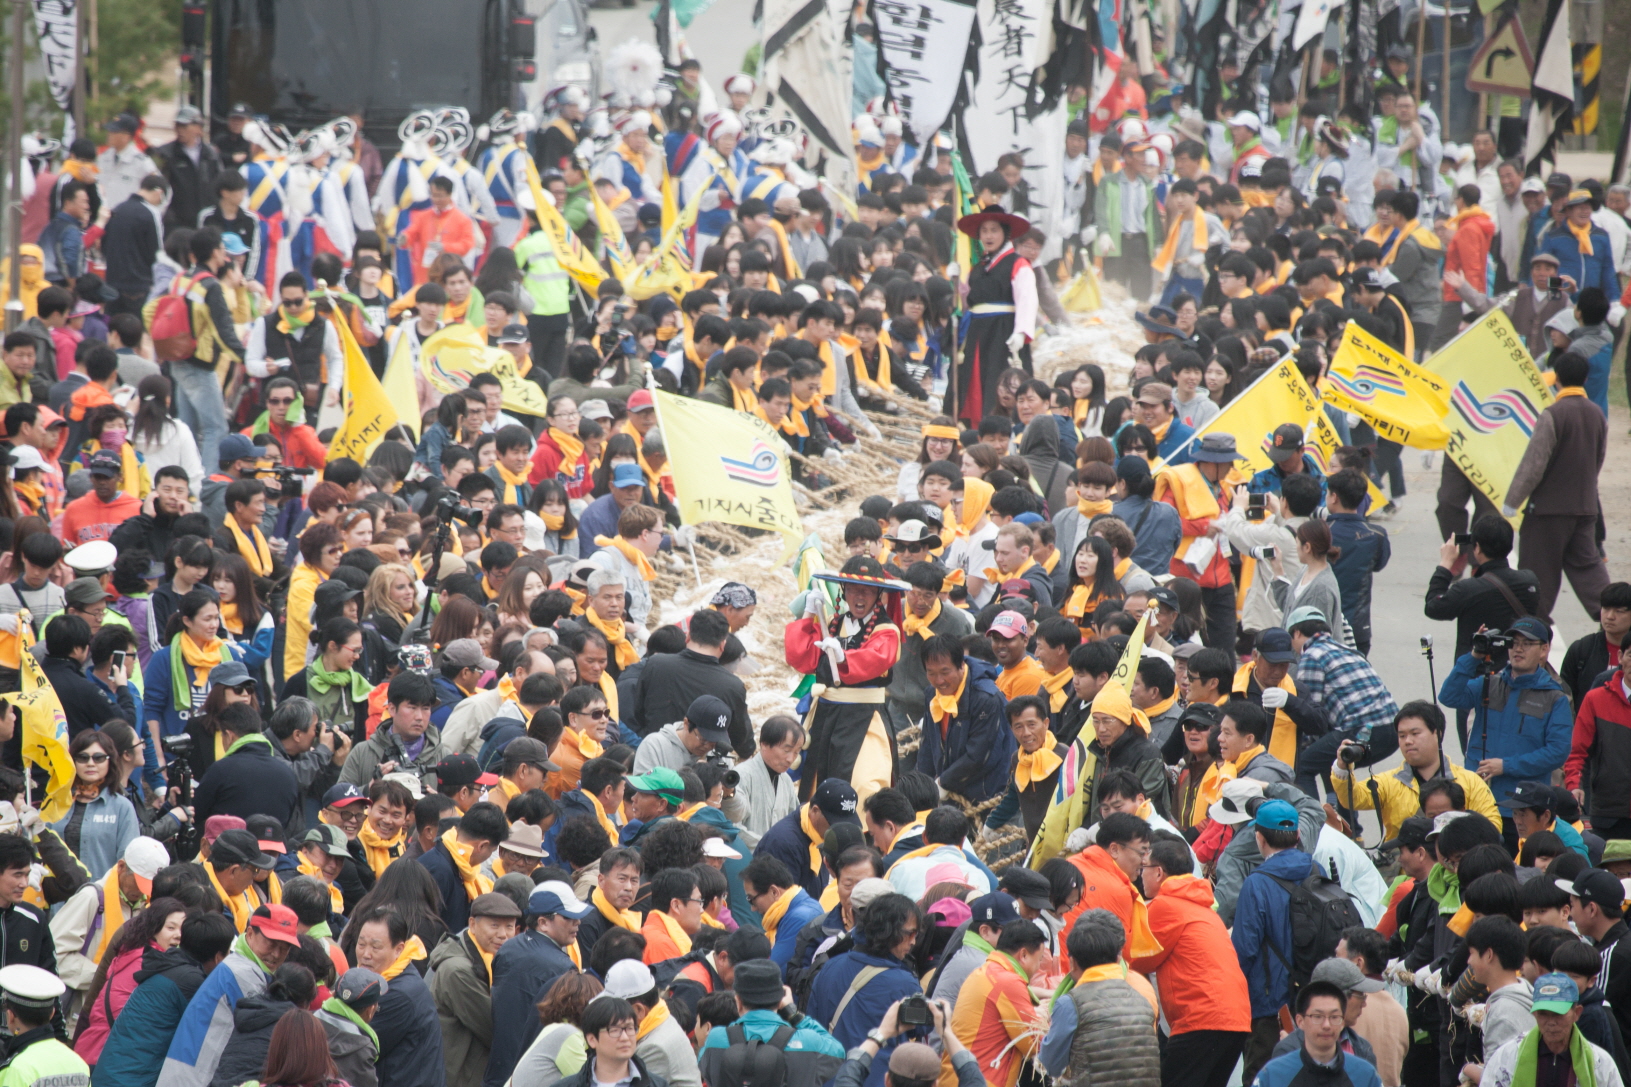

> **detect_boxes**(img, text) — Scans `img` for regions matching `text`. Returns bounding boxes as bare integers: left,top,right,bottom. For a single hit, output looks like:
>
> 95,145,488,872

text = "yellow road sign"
1467,17,1535,97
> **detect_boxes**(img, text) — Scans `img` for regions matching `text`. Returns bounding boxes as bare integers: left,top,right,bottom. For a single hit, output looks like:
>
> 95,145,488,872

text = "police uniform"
0,965,87,1087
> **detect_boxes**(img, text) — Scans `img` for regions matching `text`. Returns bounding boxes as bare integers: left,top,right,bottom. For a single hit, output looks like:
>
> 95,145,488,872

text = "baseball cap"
612,462,644,489
1227,110,1262,131
1253,798,1299,830
228,102,254,119
442,638,499,671
1508,780,1556,812
1209,777,1267,825
247,903,301,946
497,323,530,345
1520,177,1546,195
437,753,499,790
811,778,860,826
322,783,369,808
603,959,657,1000
7,445,45,476
1601,840,1631,865
1563,189,1593,207
221,233,250,257
1506,616,1551,644
1256,628,1296,663
208,660,254,691
86,450,123,478
1351,267,1385,291
218,434,257,463
1531,972,1581,1014
997,866,1052,910
398,643,435,675
968,892,1021,929
211,828,276,869
301,824,352,858
202,815,246,845
314,581,361,611
685,694,733,746
501,736,559,774
822,823,865,862
849,877,895,912
625,767,686,805
701,837,742,860
1380,813,1433,853
579,399,612,422
1557,868,1627,912
106,113,139,135
174,105,204,126
1312,956,1385,994
471,891,524,919
64,577,109,608
627,389,655,413
988,611,1029,640
1283,606,1327,629
528,880,593,919
1148,585,1179,611
1267,423,1306,464
334,968,387,1007
123,837,168,896
889,1043,941,1081
1426,811,1472,839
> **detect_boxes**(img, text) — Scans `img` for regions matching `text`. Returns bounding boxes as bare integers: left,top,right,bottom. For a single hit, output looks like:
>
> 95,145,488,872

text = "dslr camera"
435,490,485,529
897,994,933,1027
1338,739,1369,766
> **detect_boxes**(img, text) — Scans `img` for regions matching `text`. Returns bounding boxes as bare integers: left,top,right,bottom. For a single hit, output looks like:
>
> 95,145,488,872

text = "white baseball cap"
701,838,742,860
1208,777,1267,825
124,836,170,895
603,959,657,1000
1227,110,1263,132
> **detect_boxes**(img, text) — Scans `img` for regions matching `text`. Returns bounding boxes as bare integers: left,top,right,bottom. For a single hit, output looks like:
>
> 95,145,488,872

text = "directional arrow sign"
1467,17,1535,96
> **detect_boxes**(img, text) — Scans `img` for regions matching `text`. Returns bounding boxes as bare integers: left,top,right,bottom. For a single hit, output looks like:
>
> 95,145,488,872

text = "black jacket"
192,734,302,833
372,959,446,1087
40,655,129,737
207,995,296,1087
418,840,472,933
1595,920,1631,1048
1561,630,1620,710
263,728,340,836
560,1054,666,1087
152,139,222,230
628,648,753,756
110,512,188,581
0,900,54,973
102,195,162,296
1424,558,1541,659
482,929,580,1087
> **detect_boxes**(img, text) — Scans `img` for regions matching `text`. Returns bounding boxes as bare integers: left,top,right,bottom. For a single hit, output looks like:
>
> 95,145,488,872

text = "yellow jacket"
1335,761,1502,842
284,563,327,679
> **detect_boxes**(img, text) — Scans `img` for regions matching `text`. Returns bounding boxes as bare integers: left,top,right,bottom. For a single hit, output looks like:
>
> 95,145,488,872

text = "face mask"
101,428,128,450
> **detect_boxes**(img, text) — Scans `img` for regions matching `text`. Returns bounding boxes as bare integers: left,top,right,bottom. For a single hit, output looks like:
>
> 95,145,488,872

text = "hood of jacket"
479,706,526,743
133,945,205,994
967,656,1003,695
1156,873,1217,909
1572,323,1614,359
1501,665,1565,694
233,994,297,1034
1019,414,1060,459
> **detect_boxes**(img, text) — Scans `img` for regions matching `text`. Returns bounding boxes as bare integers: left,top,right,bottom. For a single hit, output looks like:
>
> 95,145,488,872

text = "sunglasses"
1182,721,1212,732
267,396,296,406
74,752,109,764
578,709,610,720
901,542,930,554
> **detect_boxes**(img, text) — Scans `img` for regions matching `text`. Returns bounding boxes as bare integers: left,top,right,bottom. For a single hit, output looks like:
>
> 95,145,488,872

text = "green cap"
625,767,686,805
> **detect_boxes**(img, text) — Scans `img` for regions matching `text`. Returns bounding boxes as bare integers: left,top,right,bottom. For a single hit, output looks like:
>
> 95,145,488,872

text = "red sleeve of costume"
1374,878,1413,939
784,617,824,672
528,438,563,486
837,626,900,685
1565,695,1601,790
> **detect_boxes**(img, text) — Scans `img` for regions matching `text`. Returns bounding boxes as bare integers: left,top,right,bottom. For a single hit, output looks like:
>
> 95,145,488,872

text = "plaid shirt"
1295,633,1397,739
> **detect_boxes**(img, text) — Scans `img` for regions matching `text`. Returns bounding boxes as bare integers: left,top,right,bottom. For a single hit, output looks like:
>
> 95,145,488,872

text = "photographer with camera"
1439,616,1573,850
829,994,979,1087
1330,700,1501,842
1282,607,1398,803
1218,473,1318,637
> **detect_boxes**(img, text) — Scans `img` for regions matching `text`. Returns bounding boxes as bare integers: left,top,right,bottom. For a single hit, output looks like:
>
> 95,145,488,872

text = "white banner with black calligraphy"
760,0,856,193
31,0,77,116
872,0,978,146
963,0,1067,261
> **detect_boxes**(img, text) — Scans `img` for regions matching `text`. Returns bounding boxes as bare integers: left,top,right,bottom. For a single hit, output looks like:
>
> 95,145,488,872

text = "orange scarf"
549,427,585,468
1041,668,1073,713
440,828,494,902
225,518,273,577
902,599,942,639
930,667,967,734
1076,497,1113,517
357,821,405,877
1152,206,1207,274
1569,219,1595,257
594,535,656,582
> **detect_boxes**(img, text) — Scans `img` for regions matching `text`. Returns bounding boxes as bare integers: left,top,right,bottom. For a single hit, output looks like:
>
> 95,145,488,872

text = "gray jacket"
340,724,444,792
1480,980,1535,1057
632,723,694,775
1215,783,1325,925
719,753,798,848
1060,978,1161,1087
1390,234,1442,328
264,728,338,836
1272,564,1355,649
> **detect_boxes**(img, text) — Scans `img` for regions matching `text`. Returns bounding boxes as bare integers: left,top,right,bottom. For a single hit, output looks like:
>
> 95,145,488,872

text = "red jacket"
245,420,328,471
783,616,899,686
527,429,592,498
1129,874,1251,1035
1443,208,1495,302
1566,670,1631,823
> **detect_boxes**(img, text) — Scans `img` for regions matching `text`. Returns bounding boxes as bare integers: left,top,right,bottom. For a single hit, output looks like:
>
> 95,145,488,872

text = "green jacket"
514,230,571,317
1093,172,1161,257
561,182,591,233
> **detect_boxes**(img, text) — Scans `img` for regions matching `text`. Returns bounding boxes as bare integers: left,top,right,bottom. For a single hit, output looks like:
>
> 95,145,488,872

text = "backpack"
145,274,200,361
714,1023,793,1087
1263,862,1365,994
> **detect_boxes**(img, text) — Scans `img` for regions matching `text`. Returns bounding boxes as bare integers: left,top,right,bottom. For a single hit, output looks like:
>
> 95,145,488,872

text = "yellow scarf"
494,461,530,505
441,828,494,902
541,511,575,538
931,667,967,732
584,608,639,669
91,868,142,965
381,934,428,980
1076,497,1113,517
798,804,825,878
1113,557,1132,580
1040,549,1060,574
549,426,585,468
571,726,606,762
181,632,229,688
254,871,282,907
902,599,942,639
1568,219,1595,257
225,518,273,577
961,477,994,536
1226,744,1267,780
1144,691,1179,721
12,480,43,515
730,383,759,414
297,857,346,913
357,821,405,877
650,907,694,957
593,886,641,931
488,776,522,806
594,535,656,582
1063,585,1112,622
1041,668,1073,713
219,601,245,637
637,997,672,1041
496,675,522,706
982,555,1036,585
470,932,496,984
1152,206,1208,274
1015,733,1064,788
1556,386,1587,401
761,885,800,945
780,397,813,437
599,671,620,723
582,787,619,840
205,862,253,933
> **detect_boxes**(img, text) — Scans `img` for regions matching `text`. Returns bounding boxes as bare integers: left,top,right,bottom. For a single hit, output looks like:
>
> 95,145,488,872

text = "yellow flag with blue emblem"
327,315,400,464
418,323,551,418
1323,322,1450,449
11,613,73,821
1168,359,1319,471
652,390,804,560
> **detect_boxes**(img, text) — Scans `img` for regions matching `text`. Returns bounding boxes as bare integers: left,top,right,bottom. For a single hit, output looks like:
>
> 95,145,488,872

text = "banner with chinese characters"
870,0,979,146
32,0,77,129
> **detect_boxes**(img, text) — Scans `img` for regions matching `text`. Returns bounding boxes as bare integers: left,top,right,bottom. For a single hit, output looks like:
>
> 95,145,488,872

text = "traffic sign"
1466,18,1535,96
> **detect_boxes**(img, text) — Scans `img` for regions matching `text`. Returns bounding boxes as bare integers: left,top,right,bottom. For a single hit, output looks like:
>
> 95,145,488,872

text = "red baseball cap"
248,903,301,946
627,389,655,413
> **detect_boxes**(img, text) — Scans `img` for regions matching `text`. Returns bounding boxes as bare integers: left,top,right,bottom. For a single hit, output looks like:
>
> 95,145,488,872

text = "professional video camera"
160,733,200,859
254,464,314,500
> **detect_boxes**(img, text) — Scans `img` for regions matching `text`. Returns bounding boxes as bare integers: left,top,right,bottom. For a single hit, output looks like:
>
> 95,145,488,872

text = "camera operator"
631,693,733,775
832,996,981,1087
1438,616,1572,851
1283,607,1398,804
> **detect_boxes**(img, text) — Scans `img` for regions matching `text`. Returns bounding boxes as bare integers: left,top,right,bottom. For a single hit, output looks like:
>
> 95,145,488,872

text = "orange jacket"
543,728,593,799
1128,875,1251,1035
245,419,328,471
402,205,476,286
1061,845,1142,957
949,951,1039,1087
640,911,686,964
1443,209,1495,302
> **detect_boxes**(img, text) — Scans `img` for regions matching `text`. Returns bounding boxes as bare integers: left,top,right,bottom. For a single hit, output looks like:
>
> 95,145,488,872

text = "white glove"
1383,959,1416,988
822,446,844,463
1006,330,1029,353
977,824,1000,845
1260,687,1289,710
673,525,697,548
1329,758,1352,780
1079,225,1098,246
1063,827,1093,854
1416,967,1444,996
1094,232,1115,256
816,637,846,663
14,803,42,837
1464,1003,1487,1027
1500,504,1518,519
26,864,42,892
0,614,19,635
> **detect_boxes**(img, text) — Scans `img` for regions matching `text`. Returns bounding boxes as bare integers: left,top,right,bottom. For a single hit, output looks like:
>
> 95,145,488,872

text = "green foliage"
86,0,183,127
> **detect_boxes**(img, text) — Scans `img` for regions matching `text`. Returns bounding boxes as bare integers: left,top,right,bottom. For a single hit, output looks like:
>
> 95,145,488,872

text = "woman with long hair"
284,522,344,682
495,558,550,630
509,972,606,1087
364,562,418,646
528,480,578,559
282,616,370,736
828,237,870,288
1268,518,1353,650
338,509,374,552
1166,576,1209,646
143,588,242,760
212,550,272,673
337,859,448,962
49,729,139,879
1205,352,1238,406
429,595,484,654
1060,536,1124,635
958,442,1000,481
1067,364,1107,434
127,375,202,489
899,416,959,503
186,668,260,774
98,718,177,841
71,895,190,1064
75,404,151,499
589,434,640,499
255,1008,344,1087
474,246,525,300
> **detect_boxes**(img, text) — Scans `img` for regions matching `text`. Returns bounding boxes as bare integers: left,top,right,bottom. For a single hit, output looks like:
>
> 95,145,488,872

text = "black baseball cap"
1256,628,1296,664
1557,868,1626,913
211,828,276,870
1508,781,1556,813
1266,423,1305,465
1351,267,1385,291
811,778,860,826
997,866,1052,910
684,695,733,746
968,892,1021,929
1380,813,1433,852
437,753,499,790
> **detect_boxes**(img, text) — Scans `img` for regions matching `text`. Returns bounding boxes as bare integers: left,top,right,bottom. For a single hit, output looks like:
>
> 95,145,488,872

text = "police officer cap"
0,965,65,1009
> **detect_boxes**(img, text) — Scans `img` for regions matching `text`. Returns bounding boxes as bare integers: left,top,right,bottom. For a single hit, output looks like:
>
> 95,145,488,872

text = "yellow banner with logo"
1305,406,1390,510
522,156,605,292
327,316,400,464
591,185,636,282
418,323,551,418
1424,310,1553,517
1168,359,1320,473
10,613,73,821
651,389,804,559
1323,323,1450,449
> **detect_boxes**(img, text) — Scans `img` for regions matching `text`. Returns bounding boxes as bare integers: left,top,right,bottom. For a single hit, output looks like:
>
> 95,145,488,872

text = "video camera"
1471,629,1511,674
254,464,313,500
160,733,200,859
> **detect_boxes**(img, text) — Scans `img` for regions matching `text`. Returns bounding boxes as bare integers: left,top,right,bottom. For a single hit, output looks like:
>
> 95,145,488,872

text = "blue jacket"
1252,1047,1381,1087
806,948,926,1087
916,658,1014,802
1231,847,1312,1018
767,888,825,975
1157,417,1197,465
39,210,84,285
430,674,467,730
1440,654,1572,813
372,961,445,1087
1110,494,1183,576
48,787,139,881
158,941,270,1087
142,641,245,738
1538,223,1617,298
544,787,602,859
1247,456,1326,498
93,946,208,1087
482,929,579,1087
757,809,827,899
1327,511,1390,645
419,840,473,932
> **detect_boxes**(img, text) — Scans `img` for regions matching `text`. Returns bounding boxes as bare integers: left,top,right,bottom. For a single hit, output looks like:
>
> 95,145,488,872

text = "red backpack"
145,273,201,362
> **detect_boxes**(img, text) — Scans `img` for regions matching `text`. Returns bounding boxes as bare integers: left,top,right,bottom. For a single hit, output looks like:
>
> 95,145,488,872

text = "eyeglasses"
73,752,109,764
901,543,929,554
600,1024,639,1038
267,396,296,406
1300,1012,1345,1025
578,708,610,720
323,547,343,555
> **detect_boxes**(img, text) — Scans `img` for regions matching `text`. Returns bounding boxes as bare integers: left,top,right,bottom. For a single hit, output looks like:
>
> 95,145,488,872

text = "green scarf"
224,733,272,757
308,921,332,939
1378,115,1415,168
964,931,995,958
169,637,233,721
1426,864,1461,915
250,400,308,432
307,657,374,700
321,995,380,1050
1513,1026,1596,1087
1049,972,1077,1011
235,933,269,974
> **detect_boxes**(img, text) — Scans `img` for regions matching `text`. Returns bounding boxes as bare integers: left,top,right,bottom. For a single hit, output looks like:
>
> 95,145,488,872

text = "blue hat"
221,233,250,257
1013,511,1044,526
528,884,593,920
967,892,1021,929
1253,798,1299,830
1506,616,1552,644
1256,628,1296,663
218,433,257,463
1531,972,1580,1014
611,462,645,489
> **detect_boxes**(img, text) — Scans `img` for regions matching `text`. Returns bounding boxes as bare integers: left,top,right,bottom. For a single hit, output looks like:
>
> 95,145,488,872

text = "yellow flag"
419,323,550,419
1306,407,1389,510
522,156,605,292
1172,359,1320,472
381,329,421,440
591,185,636,282
651,389,804,559
327,316,399,464
623,182,706,300
11,613,73,821
660,173,680,236
1424,310,1554,517
1110,609,1150,691
1323,322,1451,449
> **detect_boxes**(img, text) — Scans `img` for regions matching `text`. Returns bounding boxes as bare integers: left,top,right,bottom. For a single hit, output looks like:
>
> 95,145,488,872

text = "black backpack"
1263,861,1364,994
714,1023,794,1087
